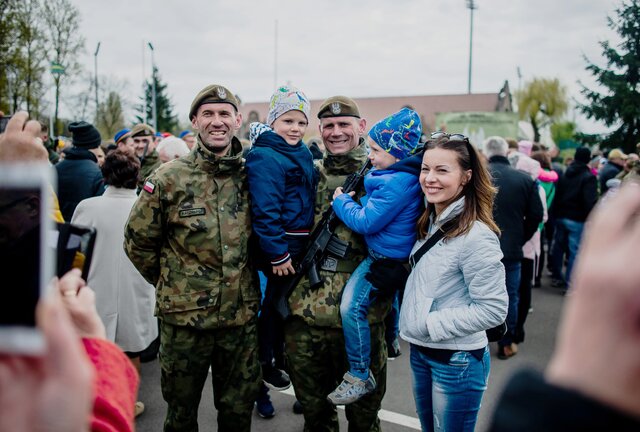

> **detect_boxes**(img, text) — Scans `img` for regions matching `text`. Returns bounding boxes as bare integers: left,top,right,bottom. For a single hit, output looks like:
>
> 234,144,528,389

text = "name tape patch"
179,208,206,218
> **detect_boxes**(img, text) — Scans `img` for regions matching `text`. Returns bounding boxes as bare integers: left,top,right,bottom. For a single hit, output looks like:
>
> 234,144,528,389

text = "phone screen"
56,223,96,281
0,186,44,328
0,115,11,134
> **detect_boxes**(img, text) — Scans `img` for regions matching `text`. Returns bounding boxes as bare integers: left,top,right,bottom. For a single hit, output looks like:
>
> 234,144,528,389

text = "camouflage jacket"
288,139,392,327
124,137,259,329
138,149,162,190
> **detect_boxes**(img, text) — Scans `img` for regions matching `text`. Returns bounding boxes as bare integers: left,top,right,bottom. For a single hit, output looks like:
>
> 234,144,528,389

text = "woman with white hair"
156,136,190,163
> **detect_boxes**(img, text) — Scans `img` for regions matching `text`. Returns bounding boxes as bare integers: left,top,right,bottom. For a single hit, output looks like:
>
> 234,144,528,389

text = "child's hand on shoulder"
332,187,355,201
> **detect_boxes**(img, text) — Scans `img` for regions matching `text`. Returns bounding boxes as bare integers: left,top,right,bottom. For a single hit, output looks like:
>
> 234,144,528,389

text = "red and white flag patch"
143,180,156,194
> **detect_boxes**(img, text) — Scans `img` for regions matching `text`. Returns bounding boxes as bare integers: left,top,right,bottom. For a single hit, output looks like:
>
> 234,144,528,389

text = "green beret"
189,84,239,120
317,96,361,119
130,123,156,137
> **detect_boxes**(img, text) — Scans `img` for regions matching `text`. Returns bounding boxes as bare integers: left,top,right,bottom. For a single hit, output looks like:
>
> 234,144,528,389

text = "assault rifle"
274,159,372,319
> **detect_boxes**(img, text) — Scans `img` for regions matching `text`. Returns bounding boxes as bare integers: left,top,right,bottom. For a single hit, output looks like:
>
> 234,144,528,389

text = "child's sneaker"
327,372,376,405
255,383,275,418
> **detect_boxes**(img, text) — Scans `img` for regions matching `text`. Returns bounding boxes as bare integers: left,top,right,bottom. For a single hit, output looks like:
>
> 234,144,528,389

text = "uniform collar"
192,135,243,174
323,138,368,175
142,149,159,164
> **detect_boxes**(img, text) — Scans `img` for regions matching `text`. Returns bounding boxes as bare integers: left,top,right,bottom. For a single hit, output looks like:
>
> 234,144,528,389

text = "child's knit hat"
368,108,422,160
267,85,310,126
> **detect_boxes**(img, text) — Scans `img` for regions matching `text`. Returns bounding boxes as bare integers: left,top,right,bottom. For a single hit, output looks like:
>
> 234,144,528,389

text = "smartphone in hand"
55,222,97,281
0,163,54,354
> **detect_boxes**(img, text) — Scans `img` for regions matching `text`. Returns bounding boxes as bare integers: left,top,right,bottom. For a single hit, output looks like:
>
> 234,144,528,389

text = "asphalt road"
136,279,565,431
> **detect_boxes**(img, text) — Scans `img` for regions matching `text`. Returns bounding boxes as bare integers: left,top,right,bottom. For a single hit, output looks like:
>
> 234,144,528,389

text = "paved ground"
136,279,565,431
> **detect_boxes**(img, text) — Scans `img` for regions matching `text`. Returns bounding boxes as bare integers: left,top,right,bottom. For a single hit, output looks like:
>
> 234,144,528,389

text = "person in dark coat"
599,148,627,194
549,146,598,290
55,121,105,221
484,136,544,360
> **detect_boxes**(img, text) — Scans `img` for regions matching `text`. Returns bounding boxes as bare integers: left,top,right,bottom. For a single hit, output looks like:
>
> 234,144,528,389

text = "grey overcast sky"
69,0,619,133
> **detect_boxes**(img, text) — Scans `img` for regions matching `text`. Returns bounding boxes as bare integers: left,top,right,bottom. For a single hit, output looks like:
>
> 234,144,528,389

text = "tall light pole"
147,42,157,131
94,42,100,123
466,0,477,94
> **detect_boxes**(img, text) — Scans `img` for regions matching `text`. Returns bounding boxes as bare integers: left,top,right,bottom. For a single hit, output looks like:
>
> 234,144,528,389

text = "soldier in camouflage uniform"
285,96,392,432
124,85,261,432
130,123,162,190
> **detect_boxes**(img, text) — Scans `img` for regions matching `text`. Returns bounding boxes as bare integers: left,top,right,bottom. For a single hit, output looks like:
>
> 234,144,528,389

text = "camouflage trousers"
159,318,261,432
284,318,387,432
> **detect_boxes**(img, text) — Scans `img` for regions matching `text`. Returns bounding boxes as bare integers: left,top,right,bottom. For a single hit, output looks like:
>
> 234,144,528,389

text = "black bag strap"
409,229,445,268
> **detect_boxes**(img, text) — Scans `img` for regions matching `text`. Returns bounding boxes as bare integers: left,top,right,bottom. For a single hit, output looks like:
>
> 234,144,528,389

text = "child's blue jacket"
333,154,423,259
245,129,317,264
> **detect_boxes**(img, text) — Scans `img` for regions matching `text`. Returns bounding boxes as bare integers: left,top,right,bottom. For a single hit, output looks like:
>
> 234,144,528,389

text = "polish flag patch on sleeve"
143,180,156,194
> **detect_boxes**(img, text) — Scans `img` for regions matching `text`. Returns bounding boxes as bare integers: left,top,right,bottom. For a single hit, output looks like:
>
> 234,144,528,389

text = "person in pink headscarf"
518,140,533,157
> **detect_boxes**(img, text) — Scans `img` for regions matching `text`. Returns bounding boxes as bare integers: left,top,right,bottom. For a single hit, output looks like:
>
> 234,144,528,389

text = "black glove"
365,258,409,297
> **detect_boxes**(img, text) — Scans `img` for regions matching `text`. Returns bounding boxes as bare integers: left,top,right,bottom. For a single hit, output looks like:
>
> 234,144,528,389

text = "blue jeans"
410,345,490,432
499,259,521,346
340,253,383,380
550,218,585,285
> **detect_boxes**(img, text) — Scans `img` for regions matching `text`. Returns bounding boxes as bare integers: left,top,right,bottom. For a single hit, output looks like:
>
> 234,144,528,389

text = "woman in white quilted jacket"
399,133,508,432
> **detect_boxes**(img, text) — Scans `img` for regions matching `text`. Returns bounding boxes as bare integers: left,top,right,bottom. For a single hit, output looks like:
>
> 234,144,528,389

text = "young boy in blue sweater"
245,86,317,393
329,108,423,404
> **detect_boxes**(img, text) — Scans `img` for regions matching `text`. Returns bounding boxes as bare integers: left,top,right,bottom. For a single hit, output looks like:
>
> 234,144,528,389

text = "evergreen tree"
579,0,640,153
135,67,178,133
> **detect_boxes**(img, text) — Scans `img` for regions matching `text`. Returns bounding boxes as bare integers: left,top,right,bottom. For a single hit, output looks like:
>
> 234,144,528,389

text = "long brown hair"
417,136,500,239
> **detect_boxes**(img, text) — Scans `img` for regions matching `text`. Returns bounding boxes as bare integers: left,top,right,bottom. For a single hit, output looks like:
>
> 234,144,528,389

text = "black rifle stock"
275,159,372,319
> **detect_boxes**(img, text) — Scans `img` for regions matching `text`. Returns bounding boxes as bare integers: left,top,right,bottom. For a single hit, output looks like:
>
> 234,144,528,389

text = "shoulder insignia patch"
143,180,155,194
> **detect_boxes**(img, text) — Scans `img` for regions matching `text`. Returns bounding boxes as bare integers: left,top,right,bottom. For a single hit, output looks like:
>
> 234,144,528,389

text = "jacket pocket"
402,296,433,341
158,288,219,314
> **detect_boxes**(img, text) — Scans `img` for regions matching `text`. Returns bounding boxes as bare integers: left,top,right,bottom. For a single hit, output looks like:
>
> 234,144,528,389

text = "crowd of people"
1,81,639,432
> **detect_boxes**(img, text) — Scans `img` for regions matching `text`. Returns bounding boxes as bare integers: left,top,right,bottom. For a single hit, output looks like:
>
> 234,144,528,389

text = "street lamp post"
466,0,477,94
147,42,157,131
94,42,100,123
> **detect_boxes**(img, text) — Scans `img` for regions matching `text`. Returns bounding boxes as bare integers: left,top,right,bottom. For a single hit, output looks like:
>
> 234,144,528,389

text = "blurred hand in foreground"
0,111,48,162
546,182,640,417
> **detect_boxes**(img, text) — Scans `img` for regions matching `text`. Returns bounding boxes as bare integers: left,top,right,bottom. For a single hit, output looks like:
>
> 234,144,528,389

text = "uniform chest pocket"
170,201,211,234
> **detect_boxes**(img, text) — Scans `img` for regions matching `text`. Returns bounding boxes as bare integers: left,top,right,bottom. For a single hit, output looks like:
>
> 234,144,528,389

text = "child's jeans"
340,250,386,380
